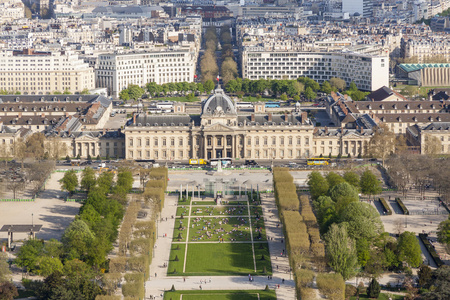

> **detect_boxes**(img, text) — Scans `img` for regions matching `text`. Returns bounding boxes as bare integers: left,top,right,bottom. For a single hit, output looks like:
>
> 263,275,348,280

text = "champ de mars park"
0,154,450,300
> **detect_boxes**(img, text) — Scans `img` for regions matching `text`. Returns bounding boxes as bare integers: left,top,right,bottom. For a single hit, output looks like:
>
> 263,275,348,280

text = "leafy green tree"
360,169,382,199
321,81,333,94
356,238,371,267
304,86,316,100
367,278,381,298
60,170,78,193
324,223,358,280
0,252,11,282
438,218,450,250
63,89,71,95
339,202,384,241
43,239,63,259
204,80,214,93
61,219,94,260
80,89,90,95
280,94,288,101
343,171,360,189
326,172,345,189
307,171,329,200
313,196,337,234
349,81,358,91
36,271,71,300
398,231,422,267
119,89,130,101
78,204,102,228
36,257,63,277
288,80,304,96
116,170,133,192
127,84,145,101
329,182,359,213
15,239,44,273
81,167,96,192
96,171,114,194
351,90,368,101
422,266,450,299
197,83,204,94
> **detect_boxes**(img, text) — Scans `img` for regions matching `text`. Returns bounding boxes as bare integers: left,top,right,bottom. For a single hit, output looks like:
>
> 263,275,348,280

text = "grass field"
189,217,252,242
163,289,277,300
167,244,186,275
173,218,189,242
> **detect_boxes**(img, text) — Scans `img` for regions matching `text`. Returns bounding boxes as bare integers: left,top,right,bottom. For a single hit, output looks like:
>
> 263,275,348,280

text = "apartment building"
241,50,389,92
0,49,95,95
407,122,450,154
96,48,197,98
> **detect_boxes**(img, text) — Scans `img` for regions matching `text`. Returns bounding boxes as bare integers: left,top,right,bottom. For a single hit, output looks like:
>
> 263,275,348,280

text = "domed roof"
202,87,236,116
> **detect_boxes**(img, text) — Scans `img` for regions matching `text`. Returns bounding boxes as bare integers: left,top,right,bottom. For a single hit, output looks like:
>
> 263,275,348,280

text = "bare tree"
394,219,404,236
368,124,396,167
8,177,25,199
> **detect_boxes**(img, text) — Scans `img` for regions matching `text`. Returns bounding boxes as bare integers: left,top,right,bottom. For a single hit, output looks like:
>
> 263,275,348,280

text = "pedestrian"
278,284,280,289
199,285,202,290
155,273,157,278
200,280,203,284
268,276,270,280
209,278,211,283
277,265,279,270
183,277,186,282
282,279,285,284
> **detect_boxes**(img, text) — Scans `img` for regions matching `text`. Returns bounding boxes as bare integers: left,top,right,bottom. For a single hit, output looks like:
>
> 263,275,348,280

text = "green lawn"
164,289,277,300
172,218,189,242
167,243,186,275
350,293,404,300
190,205,249,216
253,243,272,274
189,217,252,242
183,243,261,276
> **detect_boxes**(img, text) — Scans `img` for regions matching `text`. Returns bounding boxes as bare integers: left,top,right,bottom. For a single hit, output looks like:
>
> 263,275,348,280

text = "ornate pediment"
204,122,234,133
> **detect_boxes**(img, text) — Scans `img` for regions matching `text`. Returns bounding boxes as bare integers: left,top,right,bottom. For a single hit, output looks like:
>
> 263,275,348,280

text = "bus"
189,159,207,165
236,102,253,109
265,101,280,108
70,159,81,166
210,158,232,167
307,158,330,166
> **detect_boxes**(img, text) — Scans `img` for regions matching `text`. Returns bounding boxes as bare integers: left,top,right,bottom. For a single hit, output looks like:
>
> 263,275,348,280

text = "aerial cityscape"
0,0,450,299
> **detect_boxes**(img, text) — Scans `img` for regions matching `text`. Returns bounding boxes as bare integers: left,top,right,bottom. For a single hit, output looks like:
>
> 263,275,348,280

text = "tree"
60,170,78,194
367,278,381,298
313,196,337,234
307,171,329,200
398,231,422,267
326,172,345,189
45,137,68,160
63,89,71,95
349,81,358,91
339,202,384,241
81,167,96,192
422,265,450,299
15,239,44,273
418,264,433,288
360,169,382,199
80,88,90,95
343,171,360,188
36,257,63,277
0,252,10,282
438,218,450,252
324,223,358,280
119,89,130,101
116,169,133,192
204,80,214,94
321,81,333,94
61,219,94,259
330,77,346,91
329,182,359,213
304,86,316,100
0,281,18,300
127,85,144,101
368,124,396,166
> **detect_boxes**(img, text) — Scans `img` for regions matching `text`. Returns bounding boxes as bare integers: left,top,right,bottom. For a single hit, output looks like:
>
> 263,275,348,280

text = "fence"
408,209,448,215
0,198,34,202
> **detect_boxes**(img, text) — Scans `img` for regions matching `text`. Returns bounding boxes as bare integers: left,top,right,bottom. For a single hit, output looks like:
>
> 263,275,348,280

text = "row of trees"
14,168,133,299
219,26,238,85
308,170,423,282
201,27,219,83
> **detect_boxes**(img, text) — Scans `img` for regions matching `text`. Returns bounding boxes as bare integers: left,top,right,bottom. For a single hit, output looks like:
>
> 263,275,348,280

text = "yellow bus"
307,158,330,166
189,159,207,165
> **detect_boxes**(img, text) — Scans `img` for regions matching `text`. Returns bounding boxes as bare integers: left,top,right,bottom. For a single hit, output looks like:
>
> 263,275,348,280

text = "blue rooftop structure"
399,63,450,73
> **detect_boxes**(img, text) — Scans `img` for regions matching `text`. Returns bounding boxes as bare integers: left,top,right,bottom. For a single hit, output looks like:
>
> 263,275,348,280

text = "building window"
129,150,133,158
280,137,284,145
289,137,293,145
179,150,183,158
255,138,259,145
146,151,150,158
227,136,232,146
264,138,268,145
154,138,158,146
247,138,251,145
272,137,276,145
179,138,183,146
217,137,222,146
208,137,212,146
163,139,167,146
171,138,175,146
305,138,309,146
146,139,150,146
154,150,158,159
138,139,142,147
129,138,133,146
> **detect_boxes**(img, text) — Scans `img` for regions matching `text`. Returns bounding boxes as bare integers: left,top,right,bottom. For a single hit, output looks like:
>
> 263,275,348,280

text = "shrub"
396,198,409,215
109,257,127,273
317,273,345,300
379,198,392,215
345,284,357,298
299,287,316,299
122,281,144,299
367,278,380,298
296,269,315,288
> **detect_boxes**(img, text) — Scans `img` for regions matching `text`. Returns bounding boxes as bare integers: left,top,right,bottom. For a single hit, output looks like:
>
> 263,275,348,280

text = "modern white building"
342,0,372,17
0,49,95,95
96,49,198,98
241,50,389,92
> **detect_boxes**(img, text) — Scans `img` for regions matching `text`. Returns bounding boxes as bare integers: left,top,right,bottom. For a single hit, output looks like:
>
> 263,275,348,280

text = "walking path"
145,193,295,300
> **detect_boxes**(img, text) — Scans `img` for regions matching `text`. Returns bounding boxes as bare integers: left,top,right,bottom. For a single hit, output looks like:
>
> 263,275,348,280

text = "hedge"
316,273,345,300
395,198,409,215
379,198,392,215
419,233,444,267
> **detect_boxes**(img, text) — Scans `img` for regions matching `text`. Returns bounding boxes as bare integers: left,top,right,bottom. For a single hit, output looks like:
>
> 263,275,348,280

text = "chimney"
301,111,307,124
103,128,106,135
18,112,22,118
324,126,328,134
41,113,45,118
360,126,364,134
284,112,288,121
68,128,71,135
66,112,69,117
268,113,272,122
251,113,255,122
133,113,137,125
